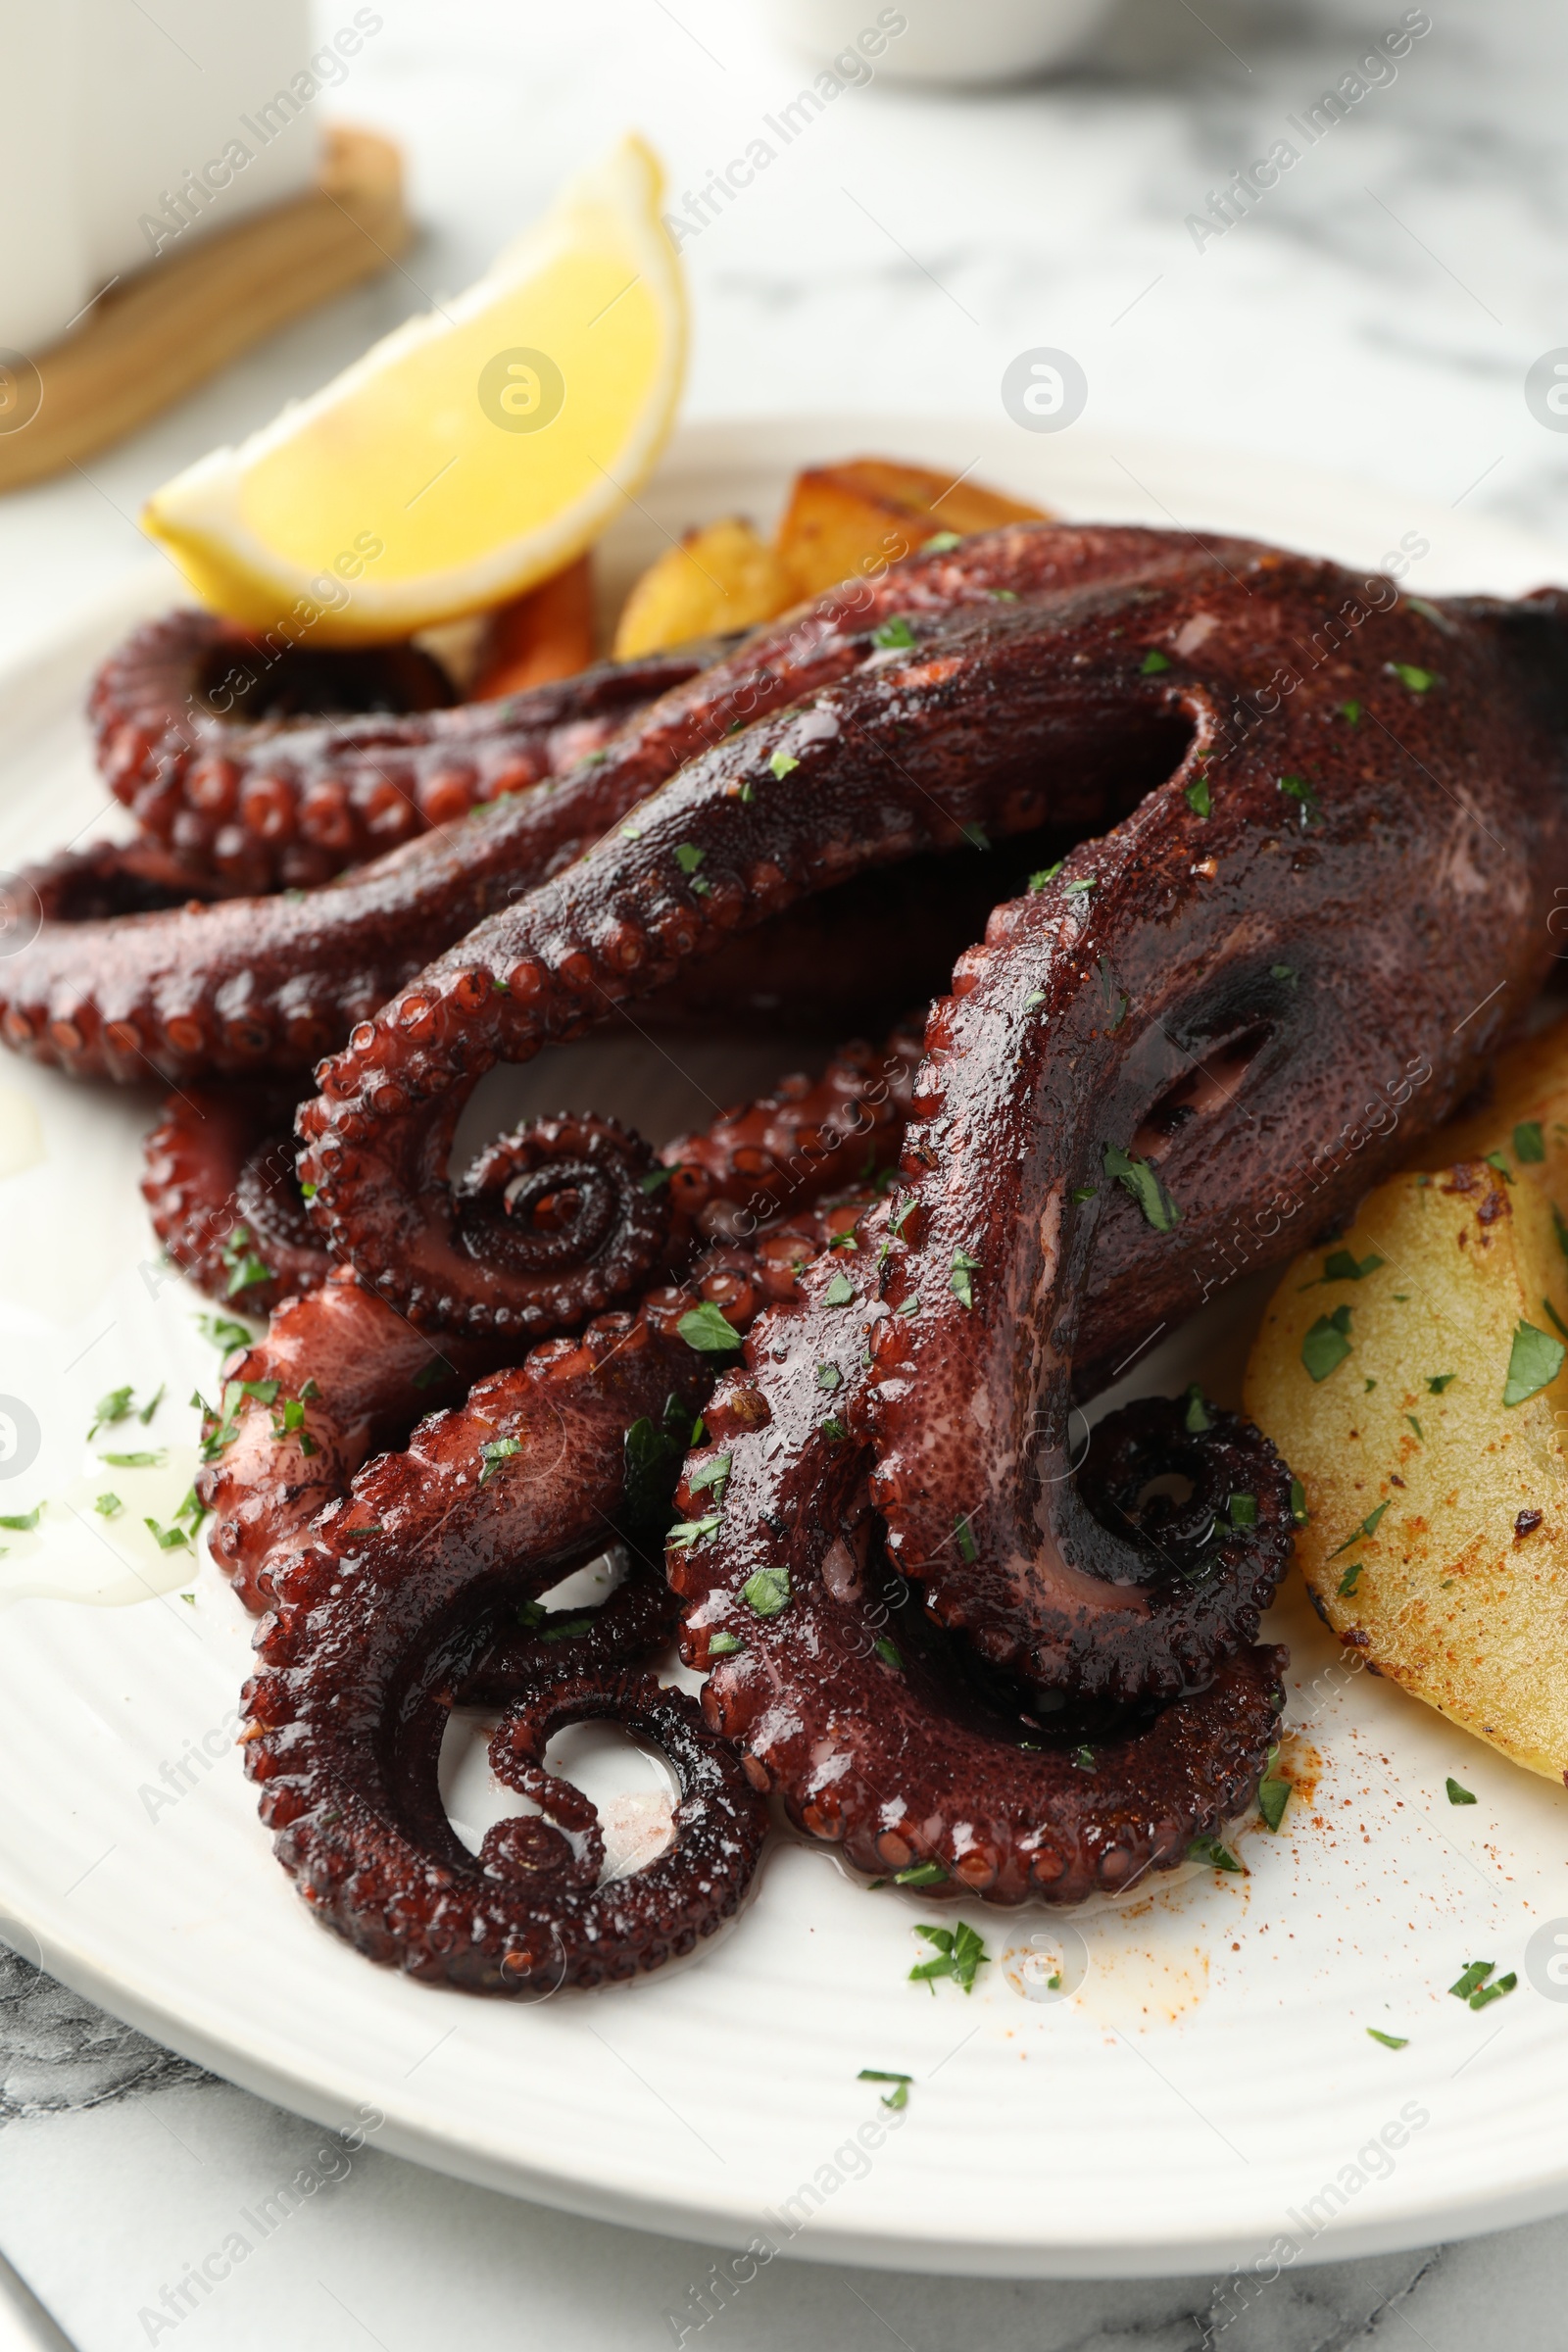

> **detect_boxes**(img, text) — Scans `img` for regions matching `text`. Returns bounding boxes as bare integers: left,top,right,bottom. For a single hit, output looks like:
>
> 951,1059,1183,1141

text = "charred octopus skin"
294,534,1568,1355
0,524,1205,1084
199,1033,917,1613
238,1194,868,1989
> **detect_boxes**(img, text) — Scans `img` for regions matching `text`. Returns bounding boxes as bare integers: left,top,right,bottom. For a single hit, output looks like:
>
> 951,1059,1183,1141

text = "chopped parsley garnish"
1514,1121,1545,1164
476,1436,522,1485
540,1617,596,1644
743,1565,791,1618
961,822,990,851
687,1452,732,1497
954,1514,978,1565
1337,1561,1364,1597
1140,649,1170,674
93,1493,122,1519
1257,1748,1292,1832
138,1385,165,1426
769,749,800,780
196,1312,254,1354
1071,1185,1096,1203
949,1248,982,1309
99,1450,164,1469
639,1165,671,1194
1301,1304,1352,1382
1028,861,1062,892
677,1301,742,1352
1184,1384,1212,1434
1484,1151,1515,1185
0,1505,40,1533
872,615,916,650
1025,990,1048,1008
144,1515,191,1552
1103,1143,1181,1233
1071,1746,1095,1770
1228,1492,1257,1529
220,1224,273,1299
908,1920,989,1994
822,1270,856,1307
815,1363,841,1393
707,1632,745,1657
1427,1372,1456,1394
894,1860,947,1886
1184,771,1212,818
622,1402,690,1526
1278,772,1322,825
1061,875,1097,898
1290,1478,1309,1527
828,1227,858,1250
921,531,962,554
1366,2029,1408,2049
1392,662,1435,693
858,2068,912,2110
1328,1499,1389,1561
1188,1835,1243,1873
88,1385,134,1440
1448,1959,1515,2009
1503,1319,1564,1408
1341,700,1361,724
1406,1413,1423,1439
413,1356,454,1390
873,1637,904,1670
1321,1249,1386,1284
666,1516,721,1549
1446,1777,1477,1805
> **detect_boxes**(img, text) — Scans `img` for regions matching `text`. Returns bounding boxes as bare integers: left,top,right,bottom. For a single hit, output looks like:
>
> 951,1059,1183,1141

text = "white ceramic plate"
2,419,1567,2281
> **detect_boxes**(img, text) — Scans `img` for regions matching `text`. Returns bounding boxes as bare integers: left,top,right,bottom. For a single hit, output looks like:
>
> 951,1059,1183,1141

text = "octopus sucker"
17,518,1568,1987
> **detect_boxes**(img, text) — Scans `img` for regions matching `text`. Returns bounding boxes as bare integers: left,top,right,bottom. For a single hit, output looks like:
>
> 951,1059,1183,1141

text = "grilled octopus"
13,522,1568,1991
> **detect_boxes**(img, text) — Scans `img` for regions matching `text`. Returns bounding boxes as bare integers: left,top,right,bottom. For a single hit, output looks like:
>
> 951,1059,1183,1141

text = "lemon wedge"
142,135,685,644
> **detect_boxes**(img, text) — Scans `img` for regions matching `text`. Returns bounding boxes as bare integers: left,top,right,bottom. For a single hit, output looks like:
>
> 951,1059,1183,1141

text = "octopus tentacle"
143,1084,329,1315
667,1205,1293,1893
250,1645,767,1992
0,524,1206,1086
90,610,708,892
149,1019,917,1327
296,569,1205,1330
236,1258,817,1985
199,1023,909,1605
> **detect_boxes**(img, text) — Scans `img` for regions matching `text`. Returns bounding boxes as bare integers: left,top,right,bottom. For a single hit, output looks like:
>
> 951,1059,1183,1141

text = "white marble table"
5,0,1568,2343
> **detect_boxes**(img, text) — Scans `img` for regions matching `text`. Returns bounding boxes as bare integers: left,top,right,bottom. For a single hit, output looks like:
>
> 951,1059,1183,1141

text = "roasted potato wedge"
472,554,594,697
1245,1160,1568,1781
612,516,789,658
1414,1010,1568,1169
774,458,1049,601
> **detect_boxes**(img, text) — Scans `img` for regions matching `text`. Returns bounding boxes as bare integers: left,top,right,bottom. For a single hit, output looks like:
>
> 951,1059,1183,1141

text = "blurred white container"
0,0,318,350
762,0,1116,86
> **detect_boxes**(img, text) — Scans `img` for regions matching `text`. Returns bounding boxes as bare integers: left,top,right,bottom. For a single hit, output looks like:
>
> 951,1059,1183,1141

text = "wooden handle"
0,123,412,494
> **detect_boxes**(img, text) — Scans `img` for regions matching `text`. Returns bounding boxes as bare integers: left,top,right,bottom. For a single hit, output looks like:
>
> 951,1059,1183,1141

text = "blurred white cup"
762,0,1117,85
